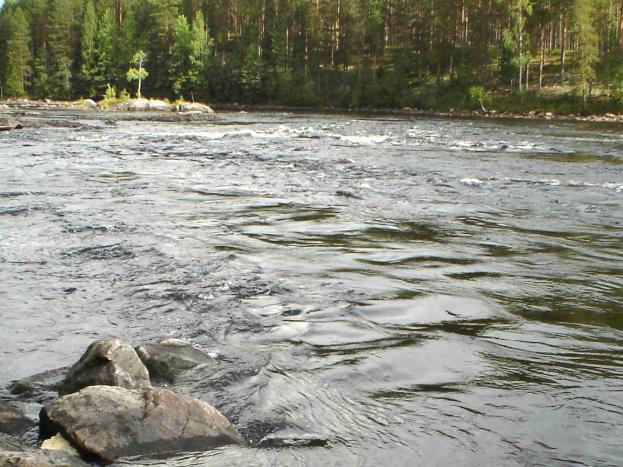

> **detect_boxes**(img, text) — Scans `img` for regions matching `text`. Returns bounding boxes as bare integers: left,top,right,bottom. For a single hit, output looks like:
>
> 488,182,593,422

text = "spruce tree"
188,11,211,100
47,0,76,99
170,15,192,98
94,9,116,97
5,7,32,97
79,1,98,97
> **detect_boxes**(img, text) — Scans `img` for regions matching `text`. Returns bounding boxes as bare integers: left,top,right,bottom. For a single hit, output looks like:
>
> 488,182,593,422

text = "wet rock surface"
58,340,150,396
0,433,87,467
40,385,243,464
0,401,34,436
9,369,67,404
135,339,217,383
0,117,22,131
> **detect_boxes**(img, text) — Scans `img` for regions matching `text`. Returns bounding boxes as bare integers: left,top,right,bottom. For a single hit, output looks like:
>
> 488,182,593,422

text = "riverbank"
212,102,623,124
0,98,218,130
2,98,623,127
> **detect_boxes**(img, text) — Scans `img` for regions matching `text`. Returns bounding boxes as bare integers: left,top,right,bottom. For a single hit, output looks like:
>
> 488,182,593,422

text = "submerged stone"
58,340,150,396
40,385,243,464
135,339,217,383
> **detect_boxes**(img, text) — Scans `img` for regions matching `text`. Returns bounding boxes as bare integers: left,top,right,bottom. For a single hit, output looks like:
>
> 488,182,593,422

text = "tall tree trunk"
539,26,545,89
519,8,523,92
560,14,567,83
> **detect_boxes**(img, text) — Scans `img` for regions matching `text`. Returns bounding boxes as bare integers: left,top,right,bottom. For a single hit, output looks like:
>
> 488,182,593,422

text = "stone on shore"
135,339,217,383
0,433,87,467
40,385,243,463
0,401,34,436
58,340,150,396
80,99,97,109
173,102,214,113
126,99,172,112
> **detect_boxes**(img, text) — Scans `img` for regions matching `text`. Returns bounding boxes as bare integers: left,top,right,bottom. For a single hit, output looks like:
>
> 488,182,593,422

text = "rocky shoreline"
0,339,243,466
2,99,623,131
0,99,218,131
212,103,623,124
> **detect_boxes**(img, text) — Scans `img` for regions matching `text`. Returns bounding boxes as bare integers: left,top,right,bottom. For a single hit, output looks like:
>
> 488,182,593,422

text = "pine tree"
4,7,32,97
574,0,598,111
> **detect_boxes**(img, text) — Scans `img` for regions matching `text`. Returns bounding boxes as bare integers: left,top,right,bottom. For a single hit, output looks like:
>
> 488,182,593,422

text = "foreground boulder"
40,385,243,463
135,339,217,383
58,340,150,396
0,401,34,436
0,433,86,467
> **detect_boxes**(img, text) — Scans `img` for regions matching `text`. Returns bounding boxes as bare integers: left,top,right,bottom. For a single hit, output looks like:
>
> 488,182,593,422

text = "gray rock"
59,340,150,396
9,368,67,403
0,117,22,132
126,99,172,112
173,102,214,113
40,385,243,463
135,339,217,383
81,99,97,109
0,433,87,467
335,189,363,200
0,401,34,436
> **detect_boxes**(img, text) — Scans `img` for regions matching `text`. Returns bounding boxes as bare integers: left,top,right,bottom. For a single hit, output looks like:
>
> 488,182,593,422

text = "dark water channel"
1,112,622,466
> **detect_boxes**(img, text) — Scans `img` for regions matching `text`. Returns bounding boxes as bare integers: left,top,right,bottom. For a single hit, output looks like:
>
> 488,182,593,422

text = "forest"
1,0,623,113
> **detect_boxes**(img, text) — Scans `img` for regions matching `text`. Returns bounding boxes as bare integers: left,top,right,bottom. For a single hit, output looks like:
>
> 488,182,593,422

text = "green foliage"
79,1,98,97
126,50,148,98
574,0,598,110
47,0,76,99
0,0,621,114
4,7,31,96
104,83,116,100
170,15,191,97
468,86,491,110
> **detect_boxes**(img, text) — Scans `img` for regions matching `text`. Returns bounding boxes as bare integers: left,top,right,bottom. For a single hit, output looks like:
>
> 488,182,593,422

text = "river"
1,112,622,466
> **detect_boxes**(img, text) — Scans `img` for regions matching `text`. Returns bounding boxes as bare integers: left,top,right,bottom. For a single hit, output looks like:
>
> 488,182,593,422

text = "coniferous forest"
1,0,623,113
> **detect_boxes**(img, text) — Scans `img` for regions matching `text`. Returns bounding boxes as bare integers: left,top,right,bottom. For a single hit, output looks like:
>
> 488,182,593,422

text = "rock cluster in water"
0,339,242,465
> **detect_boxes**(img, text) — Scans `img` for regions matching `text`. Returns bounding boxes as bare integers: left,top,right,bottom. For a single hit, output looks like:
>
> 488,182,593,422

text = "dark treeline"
1,0,623,111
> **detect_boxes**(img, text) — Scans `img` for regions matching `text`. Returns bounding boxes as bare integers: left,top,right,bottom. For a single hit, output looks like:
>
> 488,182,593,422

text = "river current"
1,112,622,466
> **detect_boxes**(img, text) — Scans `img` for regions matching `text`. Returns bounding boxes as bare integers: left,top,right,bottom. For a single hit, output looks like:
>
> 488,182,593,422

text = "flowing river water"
1,112,622,466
